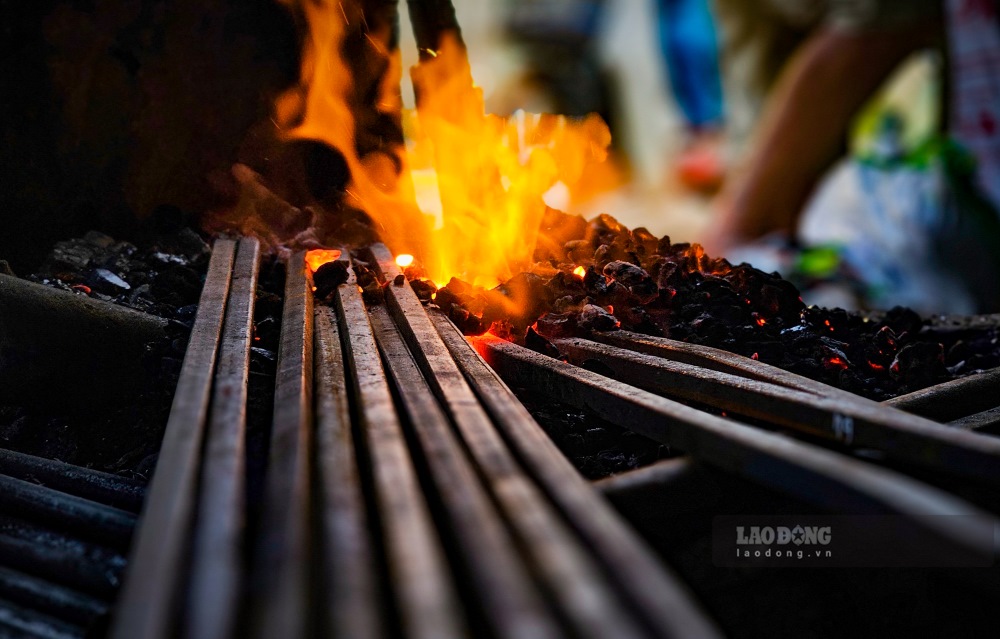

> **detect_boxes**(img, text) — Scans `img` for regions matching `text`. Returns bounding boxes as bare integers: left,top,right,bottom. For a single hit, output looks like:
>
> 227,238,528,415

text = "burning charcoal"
564,240,592,264
449,305,483,335
535,312,578,339
656,235,672,255
585,213,628,248
879,306,923,341
653,259,679,290
393,273,406,286
410,279,437,304
484,273,552,335
538,207,588,258
582,267,608,296
87,267,131,295
602,261,649,288
890,342,947,388
313,261,349,300
83,230,116,249
631,227,659,260
525,326,561,357
152,265,203,307
578,304,619,333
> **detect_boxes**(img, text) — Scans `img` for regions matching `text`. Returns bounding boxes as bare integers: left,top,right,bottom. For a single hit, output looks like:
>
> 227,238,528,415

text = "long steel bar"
0,566,108,627
334,262,466,639
553,337,1000,483
313,300,383,639
186,237,260,639
0,449,144,512
886,367,1000,422
250,250,314,639
110,238,236,639
372,245,720,639
475,337,998,557
369,305,565,639
431,313,724,639
0,475,134,549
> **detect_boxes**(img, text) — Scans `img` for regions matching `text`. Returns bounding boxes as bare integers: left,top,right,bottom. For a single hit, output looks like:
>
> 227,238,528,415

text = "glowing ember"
824,356,849,371
396,254,415,268
572,266,586,278
304,249,342,273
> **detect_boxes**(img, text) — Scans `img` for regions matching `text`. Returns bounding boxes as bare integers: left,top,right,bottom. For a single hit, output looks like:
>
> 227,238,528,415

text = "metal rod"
334,261,466,639
313,300,383,639
430,312,723,639
187,237,260,639
249,250,315,639
369,305,565,639
553,337,1000,484
110,238,237,639
371,245,720,639
0,566,108,627
0,449,144,513
474,337,999,558
0,475,134,550
886,367,1000,422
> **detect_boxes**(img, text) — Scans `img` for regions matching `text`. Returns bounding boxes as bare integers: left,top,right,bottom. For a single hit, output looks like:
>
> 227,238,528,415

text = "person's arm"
710,21,940,252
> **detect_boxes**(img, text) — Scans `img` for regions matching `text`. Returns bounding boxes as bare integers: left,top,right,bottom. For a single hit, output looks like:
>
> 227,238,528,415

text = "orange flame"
305,248,342,273
275,1,612,289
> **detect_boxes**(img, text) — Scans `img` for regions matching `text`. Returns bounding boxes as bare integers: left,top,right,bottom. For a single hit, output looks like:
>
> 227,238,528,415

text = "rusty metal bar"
369,305,565,639
553,337,1000,484
886,367,1000,422
0,449,144,513
474,337,998,558
250,250,315,639
431,313,724,639
313,299,383,639
110,238,236,639
333,262,466,639
186,237,260,639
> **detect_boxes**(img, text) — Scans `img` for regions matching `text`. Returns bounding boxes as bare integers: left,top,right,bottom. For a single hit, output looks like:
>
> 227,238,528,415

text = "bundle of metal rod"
473,336,999,561
550,336,1000,484
111,237,259,639
0,448,144,512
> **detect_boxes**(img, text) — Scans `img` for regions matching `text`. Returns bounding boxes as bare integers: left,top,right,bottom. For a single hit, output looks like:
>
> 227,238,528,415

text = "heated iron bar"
550,336,1000,484
473,336,998,560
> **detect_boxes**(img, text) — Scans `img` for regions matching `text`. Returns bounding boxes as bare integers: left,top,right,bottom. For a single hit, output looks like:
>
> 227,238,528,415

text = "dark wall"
0,0,300,272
